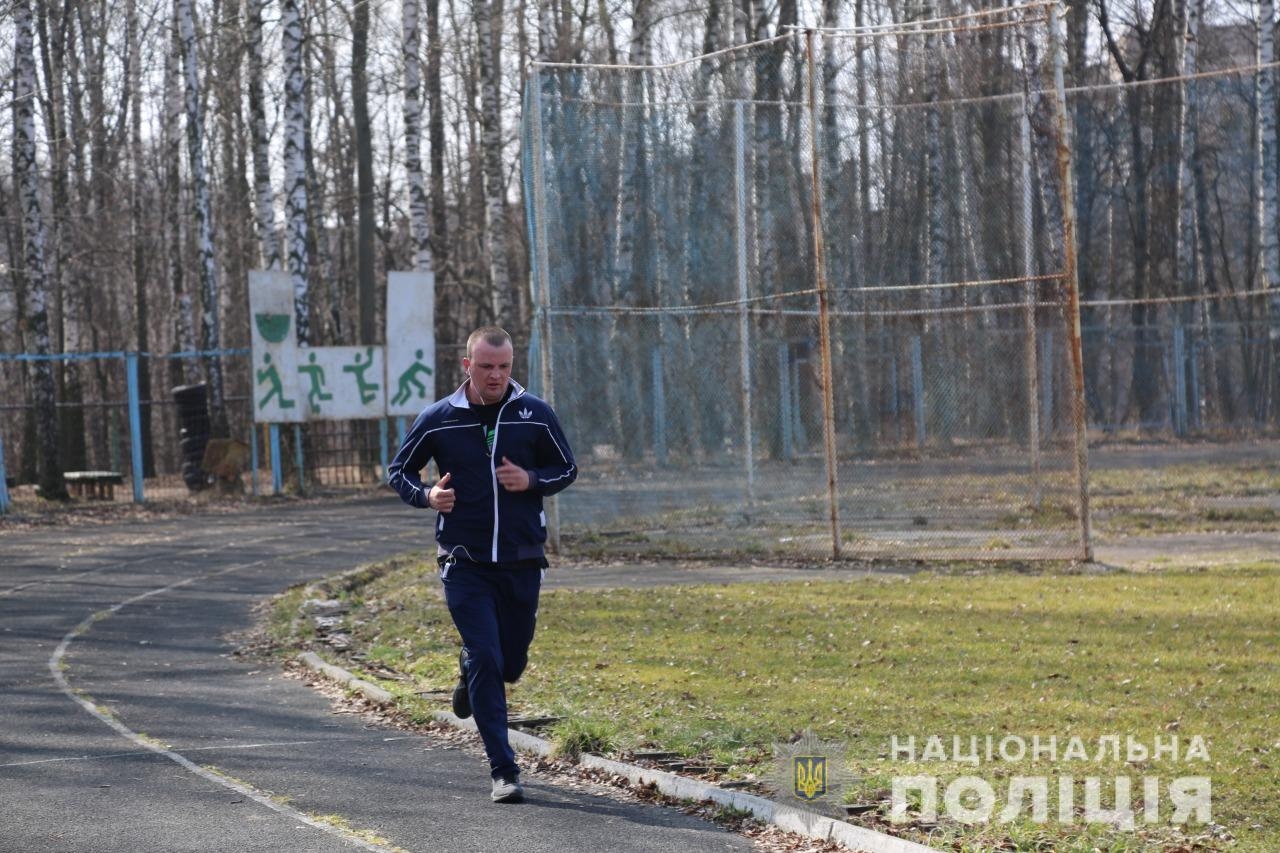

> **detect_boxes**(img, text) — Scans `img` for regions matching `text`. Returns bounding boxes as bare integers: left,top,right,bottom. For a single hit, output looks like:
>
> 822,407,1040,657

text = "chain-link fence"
523,3,1098,560
0,350,404,505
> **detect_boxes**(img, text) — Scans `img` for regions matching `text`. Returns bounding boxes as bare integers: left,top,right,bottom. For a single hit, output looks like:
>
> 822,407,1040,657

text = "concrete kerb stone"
295,654,937,853
297,651,395,706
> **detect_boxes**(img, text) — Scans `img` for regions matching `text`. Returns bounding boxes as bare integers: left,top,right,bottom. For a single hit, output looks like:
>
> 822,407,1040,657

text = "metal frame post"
1041,330,1054,435
0,432,11,514
735,100,756,512
528,63,561,552
805,30,842,557
126,352,145,503
911,336,926,448
270,423,283,495
1047,4,1093,560
1173,325,1188,436
652,345,667,464
293,424,305,494
250,422,260,496
379,417,390,481
779,343,794,461
1020,107,1043,509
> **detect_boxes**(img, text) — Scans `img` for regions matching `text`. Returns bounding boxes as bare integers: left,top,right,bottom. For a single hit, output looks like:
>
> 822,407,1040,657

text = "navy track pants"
440,559,542,780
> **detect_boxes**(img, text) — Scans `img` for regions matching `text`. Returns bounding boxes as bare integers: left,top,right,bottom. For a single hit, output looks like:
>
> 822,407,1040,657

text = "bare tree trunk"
14,0,67,500
282,0,311,344
165,10,195,389
42,0,86,472
128,0,155,476
347,0,375,346
247,0,282,270
403,0,434,275
475,0,512,321
177,0,228,435
313,7,347,343
427,0,448,275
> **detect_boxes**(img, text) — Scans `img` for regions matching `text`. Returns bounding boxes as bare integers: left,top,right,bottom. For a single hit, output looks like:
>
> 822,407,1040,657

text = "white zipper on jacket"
489,392,518,561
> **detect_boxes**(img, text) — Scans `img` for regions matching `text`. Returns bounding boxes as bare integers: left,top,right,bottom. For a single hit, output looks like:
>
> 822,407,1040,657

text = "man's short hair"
466,326,512,358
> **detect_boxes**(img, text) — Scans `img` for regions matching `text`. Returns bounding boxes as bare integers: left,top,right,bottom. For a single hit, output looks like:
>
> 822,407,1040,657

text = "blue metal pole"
1041,331,1054,435
652,346,667,465
250,422,260,497
379,418,389,482
1173,325,1188,437
396,416,407,445
270,423,282,495
778,343,793,462
0,432,11,514
126,353,145,503
293,424,304,493
911,336,925,448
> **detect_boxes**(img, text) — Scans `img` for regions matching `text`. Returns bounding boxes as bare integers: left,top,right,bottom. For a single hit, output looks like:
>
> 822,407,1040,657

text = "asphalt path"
0,495,761,853
6,493,1266,853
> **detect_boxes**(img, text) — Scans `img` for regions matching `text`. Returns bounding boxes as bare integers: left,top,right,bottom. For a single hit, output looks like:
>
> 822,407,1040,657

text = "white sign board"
249,271,303,423
385,271,436,416
297,346,387,420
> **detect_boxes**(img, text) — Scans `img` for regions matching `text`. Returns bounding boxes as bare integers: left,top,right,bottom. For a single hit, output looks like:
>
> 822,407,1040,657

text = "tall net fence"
524,3,1094,560
1068,64,1280,434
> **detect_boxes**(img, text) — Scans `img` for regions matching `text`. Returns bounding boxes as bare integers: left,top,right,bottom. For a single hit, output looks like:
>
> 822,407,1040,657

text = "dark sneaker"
452,648,471,719
491,774,524,803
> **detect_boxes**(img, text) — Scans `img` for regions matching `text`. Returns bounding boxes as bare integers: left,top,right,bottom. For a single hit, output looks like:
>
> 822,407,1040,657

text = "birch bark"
177,0,228,434
403,0,434,274
14,0,67,499
475,0,512,320
282,0,311,344
247,0,282,270
164,10,195,388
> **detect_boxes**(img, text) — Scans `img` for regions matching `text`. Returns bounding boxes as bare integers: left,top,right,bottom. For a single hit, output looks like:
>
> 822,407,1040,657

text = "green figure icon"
391,349,434,406
343,346,381,405
256,353,296,410
299,351,333,414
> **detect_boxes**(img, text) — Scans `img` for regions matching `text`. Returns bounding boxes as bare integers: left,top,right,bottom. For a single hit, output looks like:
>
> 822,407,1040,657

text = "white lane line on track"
0,737,422,768
48,542,408,853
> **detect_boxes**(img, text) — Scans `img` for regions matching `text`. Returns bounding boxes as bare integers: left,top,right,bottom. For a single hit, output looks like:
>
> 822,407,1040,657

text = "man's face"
463,339,513,405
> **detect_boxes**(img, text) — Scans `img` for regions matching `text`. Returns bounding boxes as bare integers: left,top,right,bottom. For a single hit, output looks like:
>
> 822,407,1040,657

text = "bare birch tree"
14,0,67,499
177,0,228,435
354,0,378,344
475,0,513,321
282,0,311,344
404,0,435,274
164,10,196,389
247,0,282,270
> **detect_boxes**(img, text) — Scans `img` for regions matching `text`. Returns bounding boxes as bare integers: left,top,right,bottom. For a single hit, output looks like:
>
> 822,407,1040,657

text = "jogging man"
387,326,577,803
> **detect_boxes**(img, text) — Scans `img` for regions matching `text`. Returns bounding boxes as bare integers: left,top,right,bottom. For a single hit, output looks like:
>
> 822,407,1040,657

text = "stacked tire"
172,383,211,491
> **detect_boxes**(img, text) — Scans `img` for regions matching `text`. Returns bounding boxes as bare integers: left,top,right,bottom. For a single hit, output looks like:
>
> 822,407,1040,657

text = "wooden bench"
64,471,125,501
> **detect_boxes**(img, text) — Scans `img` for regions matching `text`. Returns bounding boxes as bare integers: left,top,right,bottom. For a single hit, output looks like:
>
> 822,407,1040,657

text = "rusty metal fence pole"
1047,4,1093,560
735,100,756,514
806,30,842,558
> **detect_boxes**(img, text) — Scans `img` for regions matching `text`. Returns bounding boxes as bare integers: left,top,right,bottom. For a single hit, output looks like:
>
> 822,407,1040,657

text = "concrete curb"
296,653,936,853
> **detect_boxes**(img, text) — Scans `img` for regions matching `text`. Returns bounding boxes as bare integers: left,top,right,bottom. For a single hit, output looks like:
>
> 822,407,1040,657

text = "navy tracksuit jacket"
387,379,576,780
387,379,577,563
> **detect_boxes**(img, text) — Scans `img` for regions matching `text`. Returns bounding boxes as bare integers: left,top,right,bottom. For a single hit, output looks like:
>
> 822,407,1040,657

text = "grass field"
271,558,1280,852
